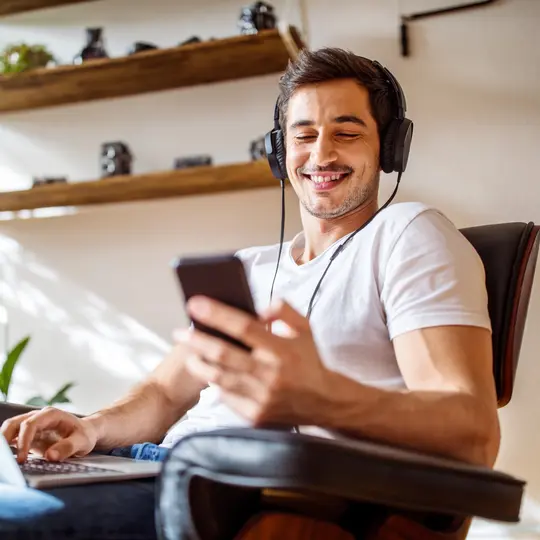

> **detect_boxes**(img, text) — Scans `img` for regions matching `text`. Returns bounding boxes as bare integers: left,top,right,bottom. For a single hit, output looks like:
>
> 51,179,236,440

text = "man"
0,47,500,539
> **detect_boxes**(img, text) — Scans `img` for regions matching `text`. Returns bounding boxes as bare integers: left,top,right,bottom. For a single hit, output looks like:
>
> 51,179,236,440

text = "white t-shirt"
161,202,491,447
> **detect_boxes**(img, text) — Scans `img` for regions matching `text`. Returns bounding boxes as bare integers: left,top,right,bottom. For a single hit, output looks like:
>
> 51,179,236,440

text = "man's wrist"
82,414,105,447
313,369,365,429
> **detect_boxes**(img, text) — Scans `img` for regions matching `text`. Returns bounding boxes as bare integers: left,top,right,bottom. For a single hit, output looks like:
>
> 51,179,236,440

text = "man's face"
285,79,380,220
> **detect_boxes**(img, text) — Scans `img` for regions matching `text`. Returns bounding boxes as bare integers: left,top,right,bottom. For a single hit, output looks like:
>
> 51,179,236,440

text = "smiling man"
1,48,500,540
174,49,500,469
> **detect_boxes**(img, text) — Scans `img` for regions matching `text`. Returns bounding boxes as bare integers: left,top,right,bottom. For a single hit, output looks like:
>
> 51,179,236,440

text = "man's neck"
295,200,378,264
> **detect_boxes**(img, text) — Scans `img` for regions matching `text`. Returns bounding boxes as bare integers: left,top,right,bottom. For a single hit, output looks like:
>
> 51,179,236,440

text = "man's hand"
1,407,98,464
175,296,334,426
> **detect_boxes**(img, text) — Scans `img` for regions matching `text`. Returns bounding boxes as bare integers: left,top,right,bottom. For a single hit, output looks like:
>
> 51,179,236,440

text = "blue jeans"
0,444,168,539
0,479,158,540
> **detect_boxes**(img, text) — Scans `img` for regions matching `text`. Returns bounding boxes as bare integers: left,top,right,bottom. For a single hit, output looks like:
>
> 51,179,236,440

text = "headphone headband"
272,99,280,129
370,60,406,120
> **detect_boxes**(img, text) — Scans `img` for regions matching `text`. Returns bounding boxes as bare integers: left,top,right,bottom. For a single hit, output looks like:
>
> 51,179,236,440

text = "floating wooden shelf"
0,26,304,113
0,0,95,17
0,160,278,213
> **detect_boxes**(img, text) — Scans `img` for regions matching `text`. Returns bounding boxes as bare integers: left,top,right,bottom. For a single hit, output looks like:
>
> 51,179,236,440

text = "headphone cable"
267,172,403,434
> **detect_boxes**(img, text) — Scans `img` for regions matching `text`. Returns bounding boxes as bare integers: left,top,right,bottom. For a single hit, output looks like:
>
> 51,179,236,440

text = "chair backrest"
460,222,540,407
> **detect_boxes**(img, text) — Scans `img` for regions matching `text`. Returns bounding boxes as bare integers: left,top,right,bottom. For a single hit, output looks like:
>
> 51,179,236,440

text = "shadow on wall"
0,234,169,414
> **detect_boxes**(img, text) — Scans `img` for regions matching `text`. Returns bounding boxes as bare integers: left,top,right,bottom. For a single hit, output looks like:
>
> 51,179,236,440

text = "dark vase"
74,28,108,64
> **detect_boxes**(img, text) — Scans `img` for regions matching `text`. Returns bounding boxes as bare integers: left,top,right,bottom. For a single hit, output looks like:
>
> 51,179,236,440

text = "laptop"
0,433,161,489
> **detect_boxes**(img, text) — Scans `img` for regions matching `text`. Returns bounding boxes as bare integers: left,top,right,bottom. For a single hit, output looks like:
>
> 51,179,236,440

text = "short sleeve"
380,210,492,340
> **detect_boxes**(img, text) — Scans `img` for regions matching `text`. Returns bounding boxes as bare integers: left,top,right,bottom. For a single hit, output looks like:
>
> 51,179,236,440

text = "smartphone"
172,254,257,351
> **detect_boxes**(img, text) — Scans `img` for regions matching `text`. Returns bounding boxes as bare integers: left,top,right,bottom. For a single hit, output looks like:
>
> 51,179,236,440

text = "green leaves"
26,382,76,407
0,336,31,401
1,334,76,408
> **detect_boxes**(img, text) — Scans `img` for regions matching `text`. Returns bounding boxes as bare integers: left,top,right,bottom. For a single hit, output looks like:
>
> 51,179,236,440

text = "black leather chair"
155,222,540,540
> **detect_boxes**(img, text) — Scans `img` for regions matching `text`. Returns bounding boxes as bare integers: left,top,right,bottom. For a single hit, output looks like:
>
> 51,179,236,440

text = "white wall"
1,0,539,536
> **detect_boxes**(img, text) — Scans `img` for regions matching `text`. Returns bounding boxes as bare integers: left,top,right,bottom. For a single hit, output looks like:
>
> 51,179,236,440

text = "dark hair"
278,47,395,138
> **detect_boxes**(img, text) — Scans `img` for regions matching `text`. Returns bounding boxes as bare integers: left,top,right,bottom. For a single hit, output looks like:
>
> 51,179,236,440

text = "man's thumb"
45,434,85,461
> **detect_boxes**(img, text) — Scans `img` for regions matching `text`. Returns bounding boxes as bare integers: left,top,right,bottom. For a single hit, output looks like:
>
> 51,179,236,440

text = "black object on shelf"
74,28,109,64
100,142,133,178
128,42,159,55
173,155,213,170
238,2,277,35
179,36,202,47
32,177,68,188
249,136,266,160
400,0,499,57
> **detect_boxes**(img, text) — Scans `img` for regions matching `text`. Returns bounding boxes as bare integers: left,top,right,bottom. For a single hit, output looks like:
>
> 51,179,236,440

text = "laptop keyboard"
20,459,119,476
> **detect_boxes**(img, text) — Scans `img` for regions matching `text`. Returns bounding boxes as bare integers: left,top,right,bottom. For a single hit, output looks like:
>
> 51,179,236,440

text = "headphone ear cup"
380,120,399,174
380,119,414,174
394,118,413,173
265,128,287,180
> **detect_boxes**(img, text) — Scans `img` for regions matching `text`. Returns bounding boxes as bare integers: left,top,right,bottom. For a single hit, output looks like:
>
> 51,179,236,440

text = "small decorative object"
249,136,267,160
173,155,213,170
100,142,133,177
73,28,109,65
127,41,159,55
178,36,202,47
0,43,56,75
31,176,68,188
238,1,277,35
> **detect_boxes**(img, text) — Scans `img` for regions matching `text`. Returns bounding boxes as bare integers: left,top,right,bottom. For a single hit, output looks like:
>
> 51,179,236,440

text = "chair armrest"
157,428,525,539
0,402,39,425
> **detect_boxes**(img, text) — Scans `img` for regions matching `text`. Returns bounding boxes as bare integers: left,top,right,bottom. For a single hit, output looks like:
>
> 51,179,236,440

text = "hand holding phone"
172,254,257,351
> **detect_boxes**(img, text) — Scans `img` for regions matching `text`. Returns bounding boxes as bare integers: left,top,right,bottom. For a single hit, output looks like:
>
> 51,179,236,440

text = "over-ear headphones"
264,59,414,179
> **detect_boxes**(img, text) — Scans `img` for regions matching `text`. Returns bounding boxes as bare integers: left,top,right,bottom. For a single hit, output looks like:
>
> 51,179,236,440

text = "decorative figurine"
74,28,109,65
249,136,266,160
173,155,213,170
32,177,68,188
127,42,159,55
178,36,202,47
100,142,133,178
238,2,277,35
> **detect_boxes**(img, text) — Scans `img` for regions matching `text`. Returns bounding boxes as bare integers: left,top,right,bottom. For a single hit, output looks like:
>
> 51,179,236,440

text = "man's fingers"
186,296,282,351
176,328,262,372
0,411,35,445
261,299,311,333
185,353,263,398
45,433,88,461
15,408,69,463
16,417,40,463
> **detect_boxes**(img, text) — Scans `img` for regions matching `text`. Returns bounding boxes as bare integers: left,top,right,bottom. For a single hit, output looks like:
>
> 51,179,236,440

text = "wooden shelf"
0,160,278,212
0,0,95,17
0,26,304,113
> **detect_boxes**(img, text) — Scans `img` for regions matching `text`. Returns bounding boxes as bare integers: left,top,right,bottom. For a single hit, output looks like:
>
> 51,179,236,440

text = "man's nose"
310,135,338,167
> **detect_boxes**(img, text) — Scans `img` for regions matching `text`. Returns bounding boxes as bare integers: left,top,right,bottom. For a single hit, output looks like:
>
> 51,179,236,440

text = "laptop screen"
0,433,26,487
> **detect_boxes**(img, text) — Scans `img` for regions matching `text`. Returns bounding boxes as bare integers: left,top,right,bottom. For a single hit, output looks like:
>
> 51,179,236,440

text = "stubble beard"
301,170,380,220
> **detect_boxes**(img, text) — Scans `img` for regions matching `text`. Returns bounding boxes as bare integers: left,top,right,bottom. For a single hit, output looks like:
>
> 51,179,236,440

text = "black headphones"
264,59,413,179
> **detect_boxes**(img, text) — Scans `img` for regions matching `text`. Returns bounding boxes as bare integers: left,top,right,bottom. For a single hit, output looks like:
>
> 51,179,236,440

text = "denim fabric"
109,443,169,462
0,479,158,540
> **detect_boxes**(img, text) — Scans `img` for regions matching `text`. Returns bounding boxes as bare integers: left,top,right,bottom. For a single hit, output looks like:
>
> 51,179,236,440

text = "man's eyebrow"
289,115,368,130
334,115,368,128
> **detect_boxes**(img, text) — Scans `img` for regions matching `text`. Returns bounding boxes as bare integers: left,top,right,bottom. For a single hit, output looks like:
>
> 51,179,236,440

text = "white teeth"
309,174,346,183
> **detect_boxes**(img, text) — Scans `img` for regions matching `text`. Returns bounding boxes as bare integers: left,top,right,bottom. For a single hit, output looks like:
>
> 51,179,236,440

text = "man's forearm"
316,371,500,466
83,380,194,451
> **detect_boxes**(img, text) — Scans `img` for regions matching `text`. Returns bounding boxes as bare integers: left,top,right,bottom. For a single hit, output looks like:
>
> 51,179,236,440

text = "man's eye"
337,133,359,138
295,135,316,141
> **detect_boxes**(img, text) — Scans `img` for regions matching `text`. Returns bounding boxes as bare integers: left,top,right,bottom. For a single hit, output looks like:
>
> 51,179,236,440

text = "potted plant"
0,336,76,407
